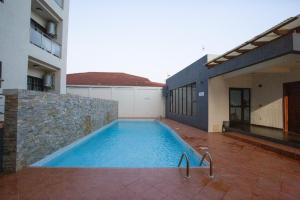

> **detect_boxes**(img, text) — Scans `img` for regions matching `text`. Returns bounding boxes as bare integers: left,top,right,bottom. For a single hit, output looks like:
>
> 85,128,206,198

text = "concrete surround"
2,90,118,172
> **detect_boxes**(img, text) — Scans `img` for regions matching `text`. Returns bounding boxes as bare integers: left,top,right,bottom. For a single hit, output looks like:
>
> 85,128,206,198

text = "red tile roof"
67,72,165,87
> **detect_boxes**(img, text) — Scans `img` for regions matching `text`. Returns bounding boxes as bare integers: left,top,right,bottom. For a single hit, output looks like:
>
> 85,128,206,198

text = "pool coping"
32,119,209,168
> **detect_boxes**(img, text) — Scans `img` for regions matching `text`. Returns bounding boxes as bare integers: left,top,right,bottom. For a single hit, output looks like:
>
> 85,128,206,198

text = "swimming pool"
33,120,207,168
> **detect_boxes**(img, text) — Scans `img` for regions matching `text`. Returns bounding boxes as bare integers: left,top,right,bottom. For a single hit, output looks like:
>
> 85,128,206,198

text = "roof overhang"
206,14,300,68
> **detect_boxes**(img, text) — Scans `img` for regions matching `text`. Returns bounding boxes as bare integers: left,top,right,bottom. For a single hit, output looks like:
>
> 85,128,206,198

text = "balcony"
30,27,61,58
54,0,63,9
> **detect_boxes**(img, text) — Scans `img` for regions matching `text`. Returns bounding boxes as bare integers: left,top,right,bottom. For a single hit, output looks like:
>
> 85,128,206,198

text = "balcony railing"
30,27,62,58
54,0,63,9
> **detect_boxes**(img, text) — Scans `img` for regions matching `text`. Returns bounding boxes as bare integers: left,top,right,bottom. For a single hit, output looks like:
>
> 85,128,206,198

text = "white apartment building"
0,0,70,118
0,0,69,93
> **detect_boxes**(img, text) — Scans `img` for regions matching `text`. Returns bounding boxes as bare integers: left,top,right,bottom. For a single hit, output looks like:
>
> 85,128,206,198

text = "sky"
66,0,300,83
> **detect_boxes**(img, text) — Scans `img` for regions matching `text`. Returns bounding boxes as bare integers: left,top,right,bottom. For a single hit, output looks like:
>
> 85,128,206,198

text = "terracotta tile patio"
1,119,300,199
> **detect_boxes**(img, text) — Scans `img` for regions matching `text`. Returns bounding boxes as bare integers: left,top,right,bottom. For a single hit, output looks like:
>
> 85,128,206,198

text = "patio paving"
1,119,300,199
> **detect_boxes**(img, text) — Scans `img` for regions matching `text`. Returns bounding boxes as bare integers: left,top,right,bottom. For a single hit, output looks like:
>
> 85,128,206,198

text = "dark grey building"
165,15,300,148
166,55,211,131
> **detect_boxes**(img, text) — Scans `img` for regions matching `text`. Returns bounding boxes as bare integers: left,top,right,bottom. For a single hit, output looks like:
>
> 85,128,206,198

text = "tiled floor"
1,119,300,200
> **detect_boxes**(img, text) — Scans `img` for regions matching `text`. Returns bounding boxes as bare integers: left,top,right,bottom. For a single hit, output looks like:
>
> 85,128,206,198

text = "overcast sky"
66,0,300,83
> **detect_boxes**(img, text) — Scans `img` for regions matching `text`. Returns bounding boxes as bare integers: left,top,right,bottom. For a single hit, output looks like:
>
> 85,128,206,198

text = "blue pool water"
33,120,206,168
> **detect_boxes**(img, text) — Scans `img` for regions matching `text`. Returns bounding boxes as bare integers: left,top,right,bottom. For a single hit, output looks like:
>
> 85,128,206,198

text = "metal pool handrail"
200,151,214,178
178,152,191,178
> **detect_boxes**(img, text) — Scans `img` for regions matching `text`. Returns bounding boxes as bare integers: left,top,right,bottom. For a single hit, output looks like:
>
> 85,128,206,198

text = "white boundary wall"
67,85,165,118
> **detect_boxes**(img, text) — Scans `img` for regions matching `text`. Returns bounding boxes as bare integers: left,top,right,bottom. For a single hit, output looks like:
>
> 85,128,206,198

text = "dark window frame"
170,90,172,113
169,82,197,116
229,88,251,124
31,19,48,35
27,76,44,91
182,86,187,115
176,88,179,114
173,89,175,113
187,85,192,116
178,87,182,115
0,62,2,88
191,83,197,116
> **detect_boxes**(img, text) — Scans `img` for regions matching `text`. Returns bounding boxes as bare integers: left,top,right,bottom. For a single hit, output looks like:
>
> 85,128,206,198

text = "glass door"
229,88,250,126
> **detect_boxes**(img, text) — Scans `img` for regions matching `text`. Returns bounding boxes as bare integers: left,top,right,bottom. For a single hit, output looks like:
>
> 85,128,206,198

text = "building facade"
166,15,300,142
166,55,215,131
67,72,166,118
0,0,69,94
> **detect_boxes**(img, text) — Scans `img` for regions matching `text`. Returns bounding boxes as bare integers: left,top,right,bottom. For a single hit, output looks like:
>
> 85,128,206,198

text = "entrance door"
284,82,300,134
229,88,250,126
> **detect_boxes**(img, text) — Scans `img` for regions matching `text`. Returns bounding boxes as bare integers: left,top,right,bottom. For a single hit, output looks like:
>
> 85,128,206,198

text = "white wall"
0,0,31,91
134,88,164,118
251,70,300,128
208,76,229,132
67,86,165,118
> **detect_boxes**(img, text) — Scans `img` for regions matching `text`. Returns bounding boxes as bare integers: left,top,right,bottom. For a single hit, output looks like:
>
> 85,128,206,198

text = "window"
170,90,173,112
0,62,2,88
182,86,187,115
169,82,197,116
27,76,44,91
192,83,197,116
178,87,182,115
31,19,47,34
176,88,179,114
186,85,191,115
173,89,176,113
54,0,64,9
